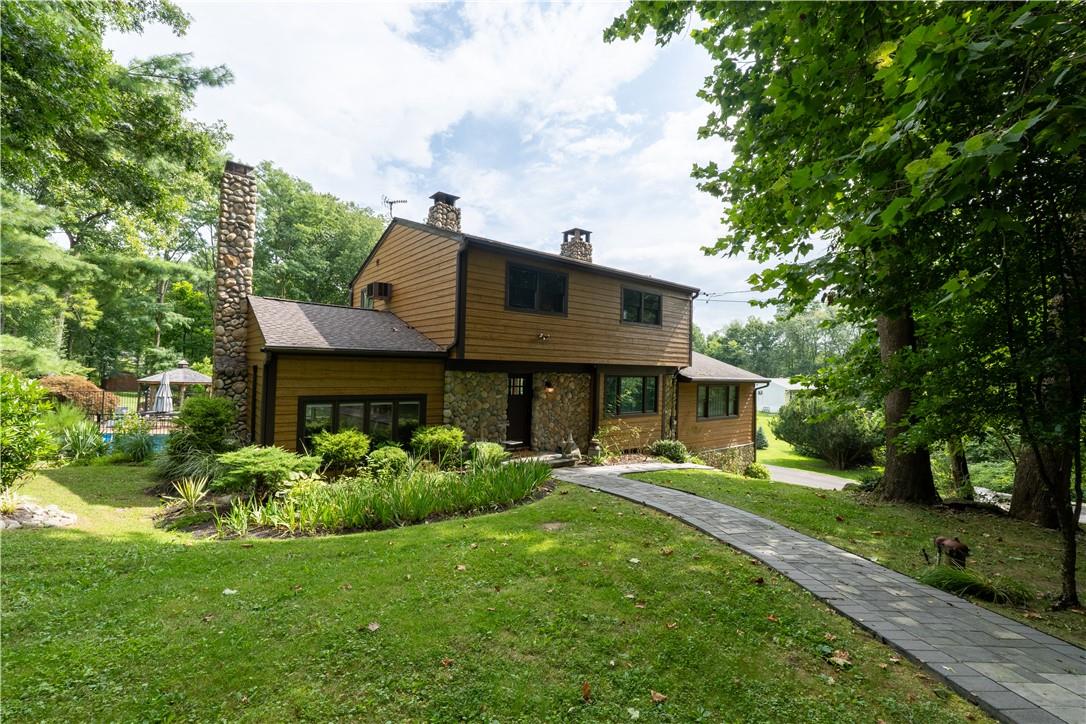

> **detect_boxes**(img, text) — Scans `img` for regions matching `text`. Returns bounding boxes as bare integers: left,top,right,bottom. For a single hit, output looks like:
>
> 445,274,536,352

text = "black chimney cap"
429,191,460,205
563,227,592,242
225,160,254,176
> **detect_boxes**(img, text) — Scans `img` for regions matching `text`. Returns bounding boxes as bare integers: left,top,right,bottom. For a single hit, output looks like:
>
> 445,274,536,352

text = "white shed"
757,377,808,413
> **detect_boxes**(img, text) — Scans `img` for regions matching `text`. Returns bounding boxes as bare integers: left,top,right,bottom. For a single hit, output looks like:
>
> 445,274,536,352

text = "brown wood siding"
271,355,445,450
462,248,691,366
676,381,756,452
246,307,267,443
353,224,459,348
594,369,666,451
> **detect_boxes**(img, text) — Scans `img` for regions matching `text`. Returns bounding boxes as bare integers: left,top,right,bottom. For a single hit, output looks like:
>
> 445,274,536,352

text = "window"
697,384,740,419
507,264,567,314
299,397,424,449
603,375,658,416
621,288,662,325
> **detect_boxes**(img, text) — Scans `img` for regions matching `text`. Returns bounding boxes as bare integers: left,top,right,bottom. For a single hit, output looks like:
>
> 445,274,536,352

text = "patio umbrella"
152,376,174,414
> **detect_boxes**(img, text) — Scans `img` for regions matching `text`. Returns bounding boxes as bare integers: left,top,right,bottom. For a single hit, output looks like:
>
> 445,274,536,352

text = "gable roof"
350,218,700,297
248,295,445,356
679,352,769,383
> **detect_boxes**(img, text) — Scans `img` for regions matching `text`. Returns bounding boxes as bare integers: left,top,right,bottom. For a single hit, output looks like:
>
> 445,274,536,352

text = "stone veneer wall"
531,373,591,453
213,161,256,442
559,233,592,262
443,371,507,441
426,198,461,232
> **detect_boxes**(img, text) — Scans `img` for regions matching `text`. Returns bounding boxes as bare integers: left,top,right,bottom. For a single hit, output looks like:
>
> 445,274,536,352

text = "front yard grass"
755,413,876,482
1,465,986,722
634,469,1086,647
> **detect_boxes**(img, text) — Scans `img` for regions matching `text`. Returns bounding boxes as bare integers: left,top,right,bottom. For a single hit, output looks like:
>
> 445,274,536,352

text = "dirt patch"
541,522,565,532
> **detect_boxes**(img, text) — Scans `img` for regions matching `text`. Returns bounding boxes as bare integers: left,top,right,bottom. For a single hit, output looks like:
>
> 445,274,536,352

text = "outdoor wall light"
544,380,555,393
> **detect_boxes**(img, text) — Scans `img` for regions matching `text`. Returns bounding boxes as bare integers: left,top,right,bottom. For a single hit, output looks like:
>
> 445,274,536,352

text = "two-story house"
212,162,767,466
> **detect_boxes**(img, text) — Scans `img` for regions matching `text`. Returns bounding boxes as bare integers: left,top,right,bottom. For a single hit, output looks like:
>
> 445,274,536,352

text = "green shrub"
41,402,86,437
648,438,689,463
158,396,238,481
918,566,1032,606
411,425,465,469
170,476,209,513
772,397,882,470
701,447,748,474
0,372,56,491
856,469,882,492
755,426,769,450
468,441,509,470
60,419,107,461
367,445,409,479
312,428,370,469
744,462,771,480
116,431,155,462
969,460,1015,493
215,446,321,495
113,411,151,438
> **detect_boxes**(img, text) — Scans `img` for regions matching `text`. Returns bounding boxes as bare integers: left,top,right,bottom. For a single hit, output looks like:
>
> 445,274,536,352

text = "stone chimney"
560,227,592,263
213,160,257,441
426,191,461,232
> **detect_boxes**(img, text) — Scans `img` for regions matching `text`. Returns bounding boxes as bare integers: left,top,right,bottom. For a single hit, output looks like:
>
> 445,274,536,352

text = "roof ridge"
248,294,392,313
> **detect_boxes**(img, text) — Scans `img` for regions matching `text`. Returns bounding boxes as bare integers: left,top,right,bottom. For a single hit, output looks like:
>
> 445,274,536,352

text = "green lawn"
755,413,876,482
1,465,986,722
634,469,1086,647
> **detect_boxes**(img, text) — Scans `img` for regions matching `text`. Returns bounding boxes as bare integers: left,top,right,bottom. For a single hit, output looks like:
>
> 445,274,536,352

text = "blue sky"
106,2,777,331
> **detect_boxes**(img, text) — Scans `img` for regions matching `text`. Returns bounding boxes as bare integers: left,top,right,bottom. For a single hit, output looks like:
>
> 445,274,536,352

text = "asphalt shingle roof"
679,352,769,383
247,296,444,355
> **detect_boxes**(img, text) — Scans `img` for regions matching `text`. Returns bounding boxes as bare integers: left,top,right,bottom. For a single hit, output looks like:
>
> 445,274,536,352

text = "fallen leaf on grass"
878,663,889,670
1023,612,1044,620
660,547,673,556
581,681,591,702
340,583,353,591
455,564,467,571
828,650,852,668
650,690,668,703
222,588,238,595
240,543,253,549
634,602,646,609
766,614,779,623
628,558,640,564
823,633,837,641
202,613,215,622
835,515,845,522
365,622,380,632
292,584,302,592
624,594,636,599
440,657,454,667
470,543,478,549
666,622,678,630
752,577,765,586
889,655,901,664
579,561,591,567
816,493,827,499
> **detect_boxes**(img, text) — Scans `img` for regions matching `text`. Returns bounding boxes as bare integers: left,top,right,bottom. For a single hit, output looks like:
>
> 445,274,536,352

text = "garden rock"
1,501,77,529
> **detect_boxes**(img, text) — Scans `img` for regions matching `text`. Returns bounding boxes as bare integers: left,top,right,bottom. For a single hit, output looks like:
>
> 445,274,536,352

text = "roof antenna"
382,195,407,219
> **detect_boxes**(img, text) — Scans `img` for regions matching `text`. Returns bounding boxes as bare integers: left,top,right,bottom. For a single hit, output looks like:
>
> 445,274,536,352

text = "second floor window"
622,288,662,325
604,375,658,416
507,264,567,314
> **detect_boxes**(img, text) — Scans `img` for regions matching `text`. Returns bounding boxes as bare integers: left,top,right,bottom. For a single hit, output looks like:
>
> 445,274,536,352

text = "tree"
606,2,1084,604
254,163,385,304
0,373,56,492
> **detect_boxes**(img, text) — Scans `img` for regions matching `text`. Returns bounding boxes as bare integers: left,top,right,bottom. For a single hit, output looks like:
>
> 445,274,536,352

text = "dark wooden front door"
506,374,532,447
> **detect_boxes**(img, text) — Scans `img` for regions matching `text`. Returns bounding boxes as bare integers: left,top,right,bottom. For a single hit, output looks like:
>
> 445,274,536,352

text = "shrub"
755,426,769,450
918,566,1032,606
41,402,86,437
170,476,209,513
367,445,409,479
116,431,155,462
648,439,689,463
158,396,237,481
37,374,118,416
411,425,466,469
772,397,882,470
468,441,509,471
0,372,56,492
744,462,771,480
701,447,748,474
312,428,370,470
60,419,108,461
215,446,321,495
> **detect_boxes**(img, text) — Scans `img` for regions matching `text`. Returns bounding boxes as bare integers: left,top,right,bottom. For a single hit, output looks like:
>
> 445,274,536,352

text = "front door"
506,374,532,447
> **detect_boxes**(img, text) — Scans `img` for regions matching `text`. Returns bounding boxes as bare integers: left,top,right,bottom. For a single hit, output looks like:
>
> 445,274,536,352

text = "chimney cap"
563,227,591,239
225,160,254,176
429,191,460,205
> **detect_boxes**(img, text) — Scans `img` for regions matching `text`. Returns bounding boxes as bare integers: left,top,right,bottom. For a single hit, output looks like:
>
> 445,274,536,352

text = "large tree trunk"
1009,443,1070,529
948,436,973,501
875,312,940,504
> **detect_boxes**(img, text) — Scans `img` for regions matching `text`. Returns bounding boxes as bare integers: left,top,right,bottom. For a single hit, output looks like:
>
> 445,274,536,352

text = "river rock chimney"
426,191,461,232
560,228,592,263
213,160,257,441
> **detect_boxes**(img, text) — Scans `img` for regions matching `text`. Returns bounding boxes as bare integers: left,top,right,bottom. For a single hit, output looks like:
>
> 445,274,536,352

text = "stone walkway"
764,464,851,491
556,464,1086,724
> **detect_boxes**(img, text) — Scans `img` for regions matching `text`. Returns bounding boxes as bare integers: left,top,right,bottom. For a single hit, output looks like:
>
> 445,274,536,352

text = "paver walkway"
764,463,851,490
555,464,1086,724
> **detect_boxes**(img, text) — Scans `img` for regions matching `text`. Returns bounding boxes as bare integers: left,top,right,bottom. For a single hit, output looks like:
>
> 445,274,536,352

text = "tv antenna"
382,195,407,218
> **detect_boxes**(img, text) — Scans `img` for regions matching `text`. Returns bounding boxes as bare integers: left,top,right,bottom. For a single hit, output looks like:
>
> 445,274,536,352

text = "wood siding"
353,224,460,348
676,381,756,452
271,355,444,450
595,369,666,451
245,306,267,443
462,248,691,366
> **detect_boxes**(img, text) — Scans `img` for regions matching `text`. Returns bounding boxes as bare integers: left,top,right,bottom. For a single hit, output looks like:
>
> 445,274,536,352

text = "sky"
106,1,778,332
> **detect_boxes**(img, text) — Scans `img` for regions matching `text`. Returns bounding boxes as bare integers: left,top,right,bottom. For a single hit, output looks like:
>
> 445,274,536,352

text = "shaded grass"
756,413,876,482
635,469,1086,646
1,466,986,722
918,566,1032,606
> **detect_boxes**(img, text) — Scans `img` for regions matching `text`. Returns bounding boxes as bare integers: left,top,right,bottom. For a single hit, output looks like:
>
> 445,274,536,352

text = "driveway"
763,464,852,491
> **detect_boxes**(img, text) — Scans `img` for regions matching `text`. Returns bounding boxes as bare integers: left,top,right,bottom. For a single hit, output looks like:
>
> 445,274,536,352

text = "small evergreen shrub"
744,462,771,480
60,419,108,461
755,426,769,450
158,396,237,481
367,445,409,479
468,441,509,470
312,428,370,470
0,372,56,491
918,566,1032,606
772,397,882,469
411,425,466,469
41,402,86,438
648,439,689,463
215,446,321,495
116,431,155,462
